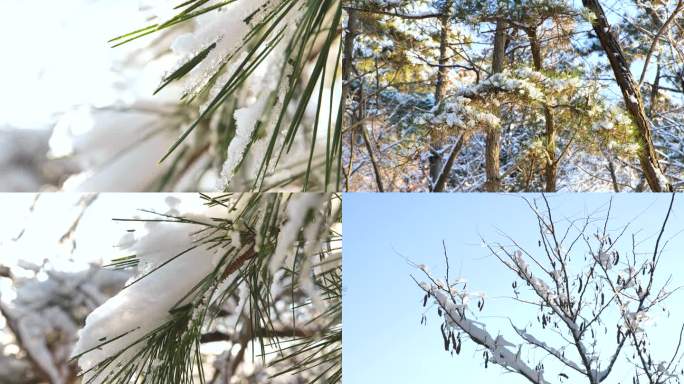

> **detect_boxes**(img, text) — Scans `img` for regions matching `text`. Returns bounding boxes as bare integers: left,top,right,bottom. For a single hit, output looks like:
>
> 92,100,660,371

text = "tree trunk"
484,19,506,192
649,60,661,116
428,0,453,186
525,26,557,192
583,0,670,191
605,152,621,192
342,9,357,189
341,10,355,111
433,133,470,192
361,121,385,192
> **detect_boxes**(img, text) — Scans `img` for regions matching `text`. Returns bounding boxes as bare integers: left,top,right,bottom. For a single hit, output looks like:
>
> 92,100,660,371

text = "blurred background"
0,0,219,192
0,193,188,383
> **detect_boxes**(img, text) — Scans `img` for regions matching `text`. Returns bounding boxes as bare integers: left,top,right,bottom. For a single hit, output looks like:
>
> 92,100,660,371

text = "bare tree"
415,194,683,384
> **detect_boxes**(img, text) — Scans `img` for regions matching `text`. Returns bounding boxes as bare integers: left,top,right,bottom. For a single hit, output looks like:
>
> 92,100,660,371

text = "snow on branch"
416,272,551,384
511,323,585,375
71,193,341,383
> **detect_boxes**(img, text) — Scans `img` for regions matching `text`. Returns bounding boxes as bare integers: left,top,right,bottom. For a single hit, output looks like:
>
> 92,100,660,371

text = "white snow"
49,103,179,192
72,202,229,383
418,279,551,384
595,251,613,270
166,0,279,99
218,6,304,189
268,194,325,276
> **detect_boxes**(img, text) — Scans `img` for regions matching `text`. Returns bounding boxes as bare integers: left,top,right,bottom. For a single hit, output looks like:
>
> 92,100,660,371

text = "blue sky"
343,193,684,384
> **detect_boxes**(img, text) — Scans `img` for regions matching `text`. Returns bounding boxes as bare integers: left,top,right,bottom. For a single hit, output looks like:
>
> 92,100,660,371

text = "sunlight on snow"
0,0,160,130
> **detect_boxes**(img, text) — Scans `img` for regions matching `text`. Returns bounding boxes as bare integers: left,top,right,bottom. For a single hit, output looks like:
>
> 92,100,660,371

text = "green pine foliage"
73,193,341,383
113,0,343,192
343,0,684,191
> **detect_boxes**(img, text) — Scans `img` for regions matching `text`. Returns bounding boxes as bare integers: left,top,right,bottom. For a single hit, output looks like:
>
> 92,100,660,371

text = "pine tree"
68,193,341,383
50,1,343,193
344,0,684,191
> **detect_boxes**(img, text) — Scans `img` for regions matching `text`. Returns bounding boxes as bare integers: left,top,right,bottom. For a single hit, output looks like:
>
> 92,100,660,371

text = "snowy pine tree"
343,0,684,192
47,0,342,193
70,193,342,383
0,193,341,383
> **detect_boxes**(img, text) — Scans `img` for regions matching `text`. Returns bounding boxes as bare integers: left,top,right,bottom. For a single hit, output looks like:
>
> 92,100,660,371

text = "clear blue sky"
343,193,684,384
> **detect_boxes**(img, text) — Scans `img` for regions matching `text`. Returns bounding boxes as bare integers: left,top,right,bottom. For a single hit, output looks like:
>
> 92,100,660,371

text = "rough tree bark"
484,18,507,192
525,26,557,192
583,0,671,192
428,0,453,187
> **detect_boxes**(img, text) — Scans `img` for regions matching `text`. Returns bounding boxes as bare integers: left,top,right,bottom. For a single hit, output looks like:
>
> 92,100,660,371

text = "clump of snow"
72,203,228,383
624,310,650,332
1,266,128,384
430,96,501,131
417,271,551,384
594,250,613,270
268,194,325,276
218,5,305,189
164,0,280,99
49,102,180,192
